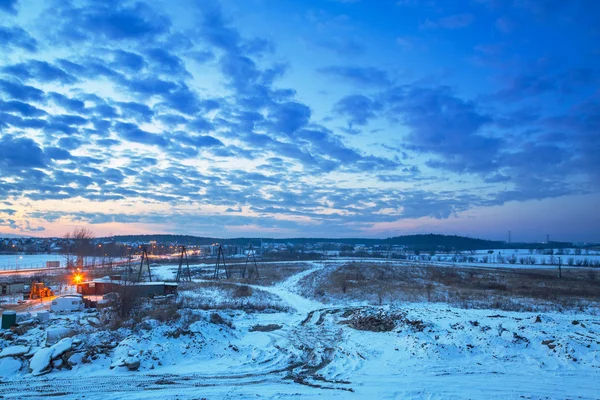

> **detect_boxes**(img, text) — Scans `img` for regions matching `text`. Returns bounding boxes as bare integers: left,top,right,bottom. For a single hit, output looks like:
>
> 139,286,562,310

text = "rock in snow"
28,338,74,376
51,337,74,359
121,356,140,371
29,347,54,376
0,345,31,359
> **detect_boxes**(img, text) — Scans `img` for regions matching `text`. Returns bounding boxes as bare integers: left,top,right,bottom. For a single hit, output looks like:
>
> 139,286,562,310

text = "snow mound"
0,345,30,358
0,357,21,377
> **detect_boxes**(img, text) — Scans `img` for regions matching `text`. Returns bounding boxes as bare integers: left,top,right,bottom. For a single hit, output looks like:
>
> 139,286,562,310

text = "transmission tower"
176,245,192,282
137,246,152,282
213,245,229,279
242,244,260,279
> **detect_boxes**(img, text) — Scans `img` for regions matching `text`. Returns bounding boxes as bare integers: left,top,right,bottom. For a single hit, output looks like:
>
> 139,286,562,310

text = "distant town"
1,234,598,270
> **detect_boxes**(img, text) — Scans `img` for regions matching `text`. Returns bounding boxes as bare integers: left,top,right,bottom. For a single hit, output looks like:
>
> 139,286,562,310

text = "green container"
1,310,17,329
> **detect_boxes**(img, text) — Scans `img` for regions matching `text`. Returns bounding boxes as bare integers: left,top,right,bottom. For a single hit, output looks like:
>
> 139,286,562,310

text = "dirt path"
0,296,54,312
250,264,324,315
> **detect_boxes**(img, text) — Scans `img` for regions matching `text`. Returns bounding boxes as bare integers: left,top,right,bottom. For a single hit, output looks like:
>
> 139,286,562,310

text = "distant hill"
109,233,573,252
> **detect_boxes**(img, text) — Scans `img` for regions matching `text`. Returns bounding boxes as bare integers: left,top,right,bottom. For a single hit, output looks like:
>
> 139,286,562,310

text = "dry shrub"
344,309,400,332
209,312,233,328
233,285,253,298
139,303,179,323
310,261,600,313
249,324,282,332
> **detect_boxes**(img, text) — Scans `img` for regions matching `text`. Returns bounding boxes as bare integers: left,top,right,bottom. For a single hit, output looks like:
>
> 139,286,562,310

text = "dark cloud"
548,99,600,188
120,75,177,96
200,5,242,52
188,50,215,64
269,102,311,135
145,48,189,77
114,121,169,147
0,135,45,170
334,95,383,125
490,68,598,101
49,1,171,43
109,49,146,73
0,26,36,52
2,60,77,84
0,100,47,117
116,101,153,122
186,117,214,133
386,85,498,173
318,66,391,87
311,36,365,57
156,83,202,114
421,13,475,29
44,147,72,161
47,92,86,113
57,136,85,151
0,79,44,102
0,0,18,14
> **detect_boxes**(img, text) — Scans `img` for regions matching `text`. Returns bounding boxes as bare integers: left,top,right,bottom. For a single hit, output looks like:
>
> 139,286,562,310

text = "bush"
233,285,253,298
209,312,233,328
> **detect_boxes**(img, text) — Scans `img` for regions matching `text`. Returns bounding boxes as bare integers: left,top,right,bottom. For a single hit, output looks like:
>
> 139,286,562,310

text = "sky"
0,0,599,242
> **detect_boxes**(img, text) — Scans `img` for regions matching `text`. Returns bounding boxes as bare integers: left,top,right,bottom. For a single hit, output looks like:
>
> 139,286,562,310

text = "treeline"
109,233,577,252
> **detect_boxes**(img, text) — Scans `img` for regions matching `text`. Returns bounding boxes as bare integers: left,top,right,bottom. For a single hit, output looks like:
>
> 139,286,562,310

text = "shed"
77,278,177,299
0,282,25,295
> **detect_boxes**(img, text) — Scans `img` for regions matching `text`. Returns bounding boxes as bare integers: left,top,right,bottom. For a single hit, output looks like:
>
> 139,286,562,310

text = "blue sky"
0,0,599,241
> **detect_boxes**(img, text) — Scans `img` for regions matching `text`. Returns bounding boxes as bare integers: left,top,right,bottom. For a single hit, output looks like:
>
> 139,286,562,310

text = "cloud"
334,95,383,125
269,101,312,135
0,79,44,102
0,0,18,15
0,100,47,117
1,60,77,84
318,66,391,87
489,68,598,101
385,85,498,173
48,1,171,43
0,25,37,52
116,101,154,122
109,49,146,73
114,122,169,147
145,48,189,77
0,135,46,170
420,14,475,30
311,36,365,56
48,92,85,113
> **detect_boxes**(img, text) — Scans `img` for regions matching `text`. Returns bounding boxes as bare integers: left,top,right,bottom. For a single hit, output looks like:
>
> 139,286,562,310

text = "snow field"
0,260,599,398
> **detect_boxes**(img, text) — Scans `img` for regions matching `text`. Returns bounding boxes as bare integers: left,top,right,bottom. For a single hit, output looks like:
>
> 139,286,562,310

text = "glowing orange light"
73,273,83,284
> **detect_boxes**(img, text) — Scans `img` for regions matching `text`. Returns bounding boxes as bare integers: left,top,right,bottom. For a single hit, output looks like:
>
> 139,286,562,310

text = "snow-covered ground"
1,261,599,399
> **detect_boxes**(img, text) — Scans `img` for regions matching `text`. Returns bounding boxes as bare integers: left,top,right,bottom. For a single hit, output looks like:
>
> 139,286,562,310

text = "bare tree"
62,228,94,269
62,232,74,269
72,227,94,268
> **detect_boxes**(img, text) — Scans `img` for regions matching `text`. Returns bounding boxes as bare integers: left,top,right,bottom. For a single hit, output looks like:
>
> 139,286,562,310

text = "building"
0,282,25,295
77,277,177,298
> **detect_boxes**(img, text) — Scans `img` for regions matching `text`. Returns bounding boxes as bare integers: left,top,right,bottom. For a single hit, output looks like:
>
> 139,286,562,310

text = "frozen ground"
1,261,599,399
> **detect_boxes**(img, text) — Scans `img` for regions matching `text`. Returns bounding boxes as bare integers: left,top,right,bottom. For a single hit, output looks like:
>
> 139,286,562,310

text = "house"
0,282,25,295
77,277,177,298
